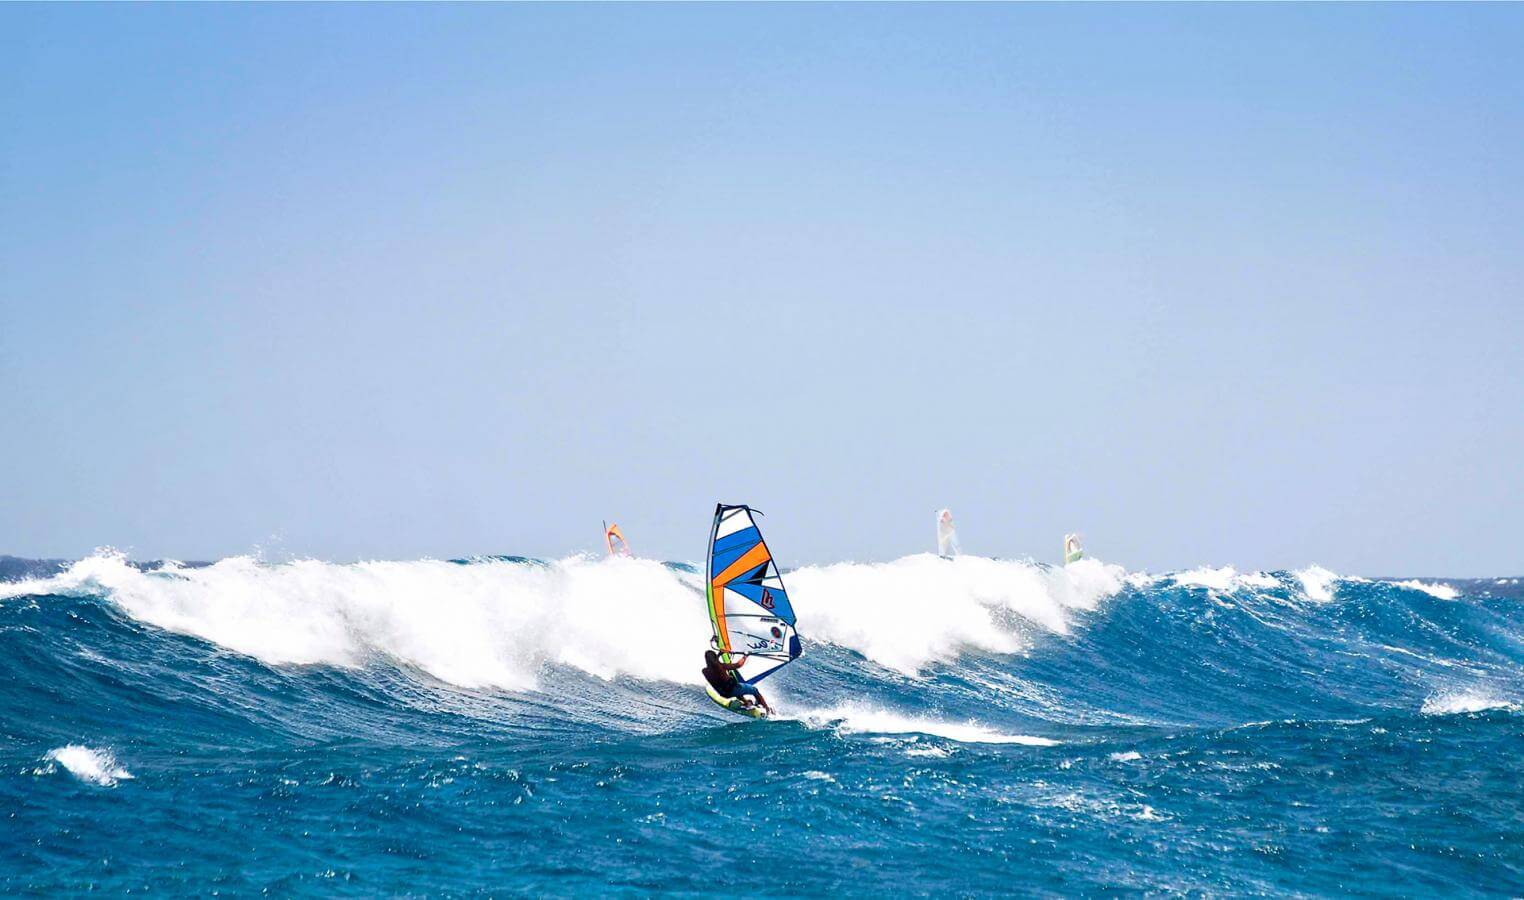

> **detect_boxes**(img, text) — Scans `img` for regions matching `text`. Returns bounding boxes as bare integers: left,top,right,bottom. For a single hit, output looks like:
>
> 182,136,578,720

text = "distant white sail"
936,509,961,557
1064,533,1083,565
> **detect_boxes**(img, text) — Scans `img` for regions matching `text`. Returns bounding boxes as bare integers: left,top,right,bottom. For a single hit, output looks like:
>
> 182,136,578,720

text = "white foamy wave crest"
789,555,1126,674
2,551,1125,688
1166,565,1352,603
1391,580,1460,601
46,745,133,786
1169,566,1280,593
796,703,1058,745
1421,690,1517,716
3,551,711,690
1294,566,1340,603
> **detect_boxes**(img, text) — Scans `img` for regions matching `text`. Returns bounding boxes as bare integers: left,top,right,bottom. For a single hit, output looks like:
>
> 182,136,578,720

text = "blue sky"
2,4,1520,574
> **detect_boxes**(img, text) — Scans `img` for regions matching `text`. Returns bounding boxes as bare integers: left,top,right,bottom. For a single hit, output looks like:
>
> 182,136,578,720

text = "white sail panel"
937,508,961,557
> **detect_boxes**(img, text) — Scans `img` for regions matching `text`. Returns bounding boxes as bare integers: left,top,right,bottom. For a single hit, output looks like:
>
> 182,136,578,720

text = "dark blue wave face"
3,556,1524,895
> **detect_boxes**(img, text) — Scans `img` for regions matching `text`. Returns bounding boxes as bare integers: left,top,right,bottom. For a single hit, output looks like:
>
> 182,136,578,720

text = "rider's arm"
719,655,749,671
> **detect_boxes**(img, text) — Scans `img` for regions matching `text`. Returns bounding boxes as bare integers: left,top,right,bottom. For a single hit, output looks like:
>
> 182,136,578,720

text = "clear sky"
2,4,1520,575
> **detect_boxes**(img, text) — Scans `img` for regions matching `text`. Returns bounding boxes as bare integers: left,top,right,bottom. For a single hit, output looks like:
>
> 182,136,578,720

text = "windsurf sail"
1064,533,1084,565
604,521,631,558
705,503,801,684
936,508,961,557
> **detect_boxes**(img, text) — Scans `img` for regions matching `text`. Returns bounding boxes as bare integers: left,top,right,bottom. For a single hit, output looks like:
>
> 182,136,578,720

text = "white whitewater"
46,745,133,786
0,550,1128,687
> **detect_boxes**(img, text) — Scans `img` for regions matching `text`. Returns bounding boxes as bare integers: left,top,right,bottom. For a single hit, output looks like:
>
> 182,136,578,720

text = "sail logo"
760,589,775,610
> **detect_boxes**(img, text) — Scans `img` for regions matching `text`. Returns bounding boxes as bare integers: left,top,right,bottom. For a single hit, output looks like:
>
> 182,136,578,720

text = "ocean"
3,551,1522,895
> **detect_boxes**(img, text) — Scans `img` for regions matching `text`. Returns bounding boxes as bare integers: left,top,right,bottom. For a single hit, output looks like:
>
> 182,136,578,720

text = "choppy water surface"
4,553,1523,894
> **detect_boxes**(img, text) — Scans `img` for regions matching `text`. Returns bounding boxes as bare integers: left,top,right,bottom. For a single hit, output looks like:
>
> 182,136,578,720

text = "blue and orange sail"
705,504,802,684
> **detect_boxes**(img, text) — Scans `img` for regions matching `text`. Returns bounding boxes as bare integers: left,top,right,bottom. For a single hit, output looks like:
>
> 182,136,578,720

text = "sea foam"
791,554,1126,674
46,745,133,786
796,702,1059,745
1421,691,1517,716
1,551,710,690
1391,580,1460,601
1,550,1126,686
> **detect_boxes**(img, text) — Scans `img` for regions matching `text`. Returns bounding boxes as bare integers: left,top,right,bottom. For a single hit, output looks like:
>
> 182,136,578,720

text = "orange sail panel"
604,522,631,558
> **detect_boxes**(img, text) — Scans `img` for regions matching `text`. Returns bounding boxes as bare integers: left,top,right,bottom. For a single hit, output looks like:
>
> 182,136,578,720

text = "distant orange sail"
604,521,632,558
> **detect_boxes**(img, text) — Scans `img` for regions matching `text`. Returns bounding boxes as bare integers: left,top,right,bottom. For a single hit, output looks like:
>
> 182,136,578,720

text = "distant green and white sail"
1064,533,1084,565
937,509,960,557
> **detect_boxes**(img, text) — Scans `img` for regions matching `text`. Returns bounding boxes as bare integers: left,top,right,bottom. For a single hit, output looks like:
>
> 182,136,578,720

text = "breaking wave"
0,550,1127,687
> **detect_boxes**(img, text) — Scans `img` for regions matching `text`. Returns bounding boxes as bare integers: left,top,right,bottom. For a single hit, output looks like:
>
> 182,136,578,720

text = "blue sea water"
3,551,1523,895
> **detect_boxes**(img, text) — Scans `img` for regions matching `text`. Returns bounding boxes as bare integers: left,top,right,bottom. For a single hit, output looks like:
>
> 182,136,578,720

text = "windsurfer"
702,649,771,713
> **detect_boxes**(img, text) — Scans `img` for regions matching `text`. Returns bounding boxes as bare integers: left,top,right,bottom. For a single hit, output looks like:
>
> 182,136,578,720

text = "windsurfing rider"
701,649,772,713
